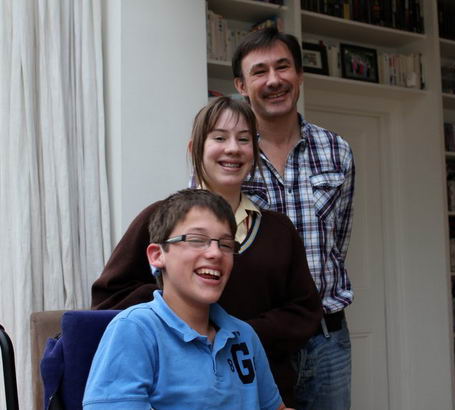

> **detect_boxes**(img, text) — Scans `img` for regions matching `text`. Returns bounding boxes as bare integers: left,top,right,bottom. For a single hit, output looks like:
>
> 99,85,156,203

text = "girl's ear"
146,243,165,268
188,139,193,154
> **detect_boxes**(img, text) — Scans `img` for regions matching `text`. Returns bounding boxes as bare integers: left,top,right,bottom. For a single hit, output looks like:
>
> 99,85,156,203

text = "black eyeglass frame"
164,234,240,254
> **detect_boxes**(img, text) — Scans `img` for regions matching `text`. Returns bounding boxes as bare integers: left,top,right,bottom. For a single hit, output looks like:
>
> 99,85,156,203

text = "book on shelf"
445,123,455,152
448,180,455,214
207,10,229,62
342,0,351,20
327,43,341,77
206,10,282,64
447,160,455,212
301,0,424,33
441,62,455,95
451,241,455,275
207,10,249,63
450,178,455,210
438,1,455,41
377,52,423,89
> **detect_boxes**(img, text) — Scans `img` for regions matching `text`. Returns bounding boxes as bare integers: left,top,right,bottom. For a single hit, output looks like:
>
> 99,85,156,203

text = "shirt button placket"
212,350,224,381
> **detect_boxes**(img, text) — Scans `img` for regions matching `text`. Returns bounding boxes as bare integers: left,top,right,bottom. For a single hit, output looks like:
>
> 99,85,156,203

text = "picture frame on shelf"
340,43,379,83
302,42,329,76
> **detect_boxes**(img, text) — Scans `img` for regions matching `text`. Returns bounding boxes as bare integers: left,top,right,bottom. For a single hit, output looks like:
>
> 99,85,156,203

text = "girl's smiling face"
202,109,254,193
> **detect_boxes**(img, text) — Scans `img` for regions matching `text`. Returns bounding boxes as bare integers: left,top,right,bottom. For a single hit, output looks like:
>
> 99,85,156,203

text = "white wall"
102,0,208,243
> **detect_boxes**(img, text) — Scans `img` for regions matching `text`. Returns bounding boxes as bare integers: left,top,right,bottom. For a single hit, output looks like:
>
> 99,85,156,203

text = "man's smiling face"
235,40,303,121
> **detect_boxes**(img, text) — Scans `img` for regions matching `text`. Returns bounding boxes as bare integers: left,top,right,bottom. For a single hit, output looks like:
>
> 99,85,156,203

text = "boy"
83,189,290,410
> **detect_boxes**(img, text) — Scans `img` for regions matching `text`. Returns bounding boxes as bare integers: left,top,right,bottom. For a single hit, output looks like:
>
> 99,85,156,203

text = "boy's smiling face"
147,206,234,311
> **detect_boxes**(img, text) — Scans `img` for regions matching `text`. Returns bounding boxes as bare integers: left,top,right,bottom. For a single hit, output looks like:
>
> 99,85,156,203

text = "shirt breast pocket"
309,171,345,221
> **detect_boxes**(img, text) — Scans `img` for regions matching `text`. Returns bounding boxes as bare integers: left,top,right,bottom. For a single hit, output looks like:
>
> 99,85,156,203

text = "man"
233,27,355,410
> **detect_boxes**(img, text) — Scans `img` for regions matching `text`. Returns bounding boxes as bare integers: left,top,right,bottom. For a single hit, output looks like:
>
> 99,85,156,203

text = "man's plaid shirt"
242,115,355,314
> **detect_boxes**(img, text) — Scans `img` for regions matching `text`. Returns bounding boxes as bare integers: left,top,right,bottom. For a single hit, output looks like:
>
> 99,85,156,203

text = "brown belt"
317,310,345,335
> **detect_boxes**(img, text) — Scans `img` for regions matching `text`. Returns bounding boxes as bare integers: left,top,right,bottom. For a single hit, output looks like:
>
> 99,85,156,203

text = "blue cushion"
41,310,120,410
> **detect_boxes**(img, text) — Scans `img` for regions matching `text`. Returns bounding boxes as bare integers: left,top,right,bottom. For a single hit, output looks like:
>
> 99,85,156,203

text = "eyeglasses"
164,233,239,254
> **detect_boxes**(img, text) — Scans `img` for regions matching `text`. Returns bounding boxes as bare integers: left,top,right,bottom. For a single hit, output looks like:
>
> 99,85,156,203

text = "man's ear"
146,243,165,268
298,70,304,86
234,77,248,97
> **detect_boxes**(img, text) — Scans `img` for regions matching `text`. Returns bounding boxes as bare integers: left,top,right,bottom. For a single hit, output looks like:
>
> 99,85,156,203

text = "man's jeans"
294,319,351,410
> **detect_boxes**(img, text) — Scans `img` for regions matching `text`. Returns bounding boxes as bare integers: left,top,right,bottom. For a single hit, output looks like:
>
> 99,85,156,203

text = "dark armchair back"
40,310,119,410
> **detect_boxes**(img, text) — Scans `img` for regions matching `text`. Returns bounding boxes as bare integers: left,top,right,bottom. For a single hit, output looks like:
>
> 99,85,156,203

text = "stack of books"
378,52,423,89
207,10,248,62
301,0,424,33
207,11,283,63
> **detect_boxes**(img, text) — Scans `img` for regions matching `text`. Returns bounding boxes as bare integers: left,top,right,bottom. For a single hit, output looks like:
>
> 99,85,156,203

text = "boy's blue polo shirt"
83,290,282,410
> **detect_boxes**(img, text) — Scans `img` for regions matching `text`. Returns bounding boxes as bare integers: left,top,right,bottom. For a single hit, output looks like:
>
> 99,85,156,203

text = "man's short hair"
232,27,303,79
148,189,236,249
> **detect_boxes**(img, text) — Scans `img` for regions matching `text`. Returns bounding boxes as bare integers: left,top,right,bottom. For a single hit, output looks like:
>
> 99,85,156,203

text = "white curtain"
0,0,111,408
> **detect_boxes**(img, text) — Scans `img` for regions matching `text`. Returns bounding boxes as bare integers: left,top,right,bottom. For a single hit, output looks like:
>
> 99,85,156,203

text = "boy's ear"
234,77,248,97
146,243,165,268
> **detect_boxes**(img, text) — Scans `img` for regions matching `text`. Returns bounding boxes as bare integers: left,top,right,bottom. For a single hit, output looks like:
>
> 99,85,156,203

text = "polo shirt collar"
150,290,239,345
